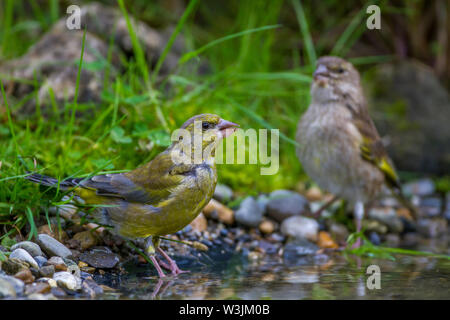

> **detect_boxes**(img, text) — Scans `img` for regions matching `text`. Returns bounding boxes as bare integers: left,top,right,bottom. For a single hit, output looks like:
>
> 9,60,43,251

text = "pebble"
82,278,104,298
46,256,67,271
369,232,381,245
14,269,35,284
256,194,270,212
39,265,55,278
403,178,435,196
419,197,442,218
283,238,319,258
37,224,68,242
0,274,25,296
235,196,264,228
79,247,120,269
37,234,72,259
63,258,81,278
1,258,30,275
0,277,17,298
53,271,80,291
24,282,51,295
51,287,67,298
34,256,48,268
73,231,99,250
213,184,233,202
11,241,43,257
203,199,234,225
327,222,349,243
368,207,404,234
259,219,276,234
317,231,338,249
305,186,323,202
266,190,309,222
417,218,447,238
189,213,208,232
9,248,39,269
280,216,319,242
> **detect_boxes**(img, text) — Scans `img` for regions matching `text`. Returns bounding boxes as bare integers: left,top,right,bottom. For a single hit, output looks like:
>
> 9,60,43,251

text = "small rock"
266,190,309,222
213,184,233,202
396,208,414,221
82,278,103,298
283,238,319,258
317,231,338,249
203,199,234,225
73,231,99,250
368,207,404,233
9,248,39,269
11,241,43,257
419,197,442,218
189,213,208,232
79,247,120,269
39,265,55,278
36,234,72,259
369,232,381,245
235,196,264,228
305,186,323,202
0,277,17,298
81,266,96,274
14,269,35,284
78,261,88,268
256,194,270,212
53,271,80,291
327,222,349,243
363,220,388,234
259,219,276,235
280,216,319,242
25,282,51,295
46,256,67,271
51,287,67,298
34,256,48,268
63,258,80,278
417,218,447,238
403,179,435,196
1,258,30,275
384,234,400,247
0,274,24,296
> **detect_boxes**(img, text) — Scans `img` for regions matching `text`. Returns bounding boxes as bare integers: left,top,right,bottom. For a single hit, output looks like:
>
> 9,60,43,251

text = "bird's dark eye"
202,122,211,130
336,67,345,73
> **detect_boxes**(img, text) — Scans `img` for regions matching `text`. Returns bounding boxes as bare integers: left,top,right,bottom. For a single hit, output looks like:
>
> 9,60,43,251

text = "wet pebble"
24,282,51,295
73,230,99,250
9,248,39,269
34,256,47,268
14,269,35,284
327,222,349,244
11,241,43,257
259,219,276,235
235,196,264,228
213,184,233,202
53,271,81,291
280,216,319,242
82,278,103,298
369,232,381,245
46,256,67,271
266,190,309,222
37,234,72,259
79,247,120,269
0,273,25,297
0,277,16,298
368,207,404,233
39,265,55,278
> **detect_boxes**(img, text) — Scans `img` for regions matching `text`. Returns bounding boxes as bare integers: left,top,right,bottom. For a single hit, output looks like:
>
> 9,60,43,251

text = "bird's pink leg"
352,202,364,249
156,247,189,276
149,255,166,278
144,236,166,278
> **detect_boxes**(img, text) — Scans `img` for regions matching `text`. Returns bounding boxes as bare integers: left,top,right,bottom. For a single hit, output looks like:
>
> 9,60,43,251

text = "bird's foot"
149,255,166,278
157,248,189,276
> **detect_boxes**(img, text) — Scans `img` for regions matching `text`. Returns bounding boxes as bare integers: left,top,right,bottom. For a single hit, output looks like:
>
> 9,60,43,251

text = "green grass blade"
291,0,316,65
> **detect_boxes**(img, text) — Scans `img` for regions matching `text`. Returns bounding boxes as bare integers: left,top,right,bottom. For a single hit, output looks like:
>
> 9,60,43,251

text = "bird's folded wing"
345,100,400,189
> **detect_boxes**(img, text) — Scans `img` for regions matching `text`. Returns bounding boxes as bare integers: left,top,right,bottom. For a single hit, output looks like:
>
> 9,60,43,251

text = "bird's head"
171,113,239,165
310,56,361,103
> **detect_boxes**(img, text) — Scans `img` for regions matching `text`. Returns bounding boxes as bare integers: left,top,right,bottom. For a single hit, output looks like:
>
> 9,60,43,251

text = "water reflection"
93,238,450,300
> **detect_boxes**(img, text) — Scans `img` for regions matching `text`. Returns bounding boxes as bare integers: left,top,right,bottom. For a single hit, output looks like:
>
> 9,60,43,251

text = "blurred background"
0,0,449,230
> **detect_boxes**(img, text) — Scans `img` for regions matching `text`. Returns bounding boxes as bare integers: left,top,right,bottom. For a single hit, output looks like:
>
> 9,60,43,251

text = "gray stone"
53,271,81,291
213,184,233,202
366,60,450,175
0,274,25,296
39,265,55,278
417,218,447,238
235,196,264,228
327,221,349,243
283,238,319,258
368,207,404,234
79,247,120,269
419,197,442,218
82,278,104,298
36,234,72,258
9,248,39,269
403,179,435,197
1,258,30,275
256,194,270,212
63,258,80,278
34,256,47,268
266,190,309,222
11,241,43,257
280,216,319,241
0,277,16,298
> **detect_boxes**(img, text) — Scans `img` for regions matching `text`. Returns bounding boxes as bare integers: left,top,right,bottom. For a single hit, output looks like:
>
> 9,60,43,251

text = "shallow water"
93,237,450,300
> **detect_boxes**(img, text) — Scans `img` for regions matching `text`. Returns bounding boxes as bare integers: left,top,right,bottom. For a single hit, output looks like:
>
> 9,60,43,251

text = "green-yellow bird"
26,114,239,277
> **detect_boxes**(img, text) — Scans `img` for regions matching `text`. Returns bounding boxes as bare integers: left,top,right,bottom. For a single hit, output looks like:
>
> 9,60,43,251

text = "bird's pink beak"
313,64,329,86
217,119,239,138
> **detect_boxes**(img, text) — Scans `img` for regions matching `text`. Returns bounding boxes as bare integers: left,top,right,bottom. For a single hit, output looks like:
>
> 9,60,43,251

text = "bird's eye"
336,67,345,74
202,122,211,130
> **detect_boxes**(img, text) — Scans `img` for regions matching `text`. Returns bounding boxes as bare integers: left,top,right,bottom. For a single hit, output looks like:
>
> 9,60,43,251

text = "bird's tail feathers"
25,172,79,190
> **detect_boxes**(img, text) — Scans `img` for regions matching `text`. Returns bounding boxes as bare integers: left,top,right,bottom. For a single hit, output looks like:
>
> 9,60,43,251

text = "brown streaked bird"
26,114,239,277
296,56,415,247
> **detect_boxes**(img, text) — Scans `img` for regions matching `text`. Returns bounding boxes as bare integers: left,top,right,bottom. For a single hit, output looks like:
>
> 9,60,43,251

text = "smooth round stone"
11,241,43,257
53,272,80,291
36,234,72,259
9,248,39,269
213,184,233,202
235,196,264,228
34,256,48,268
0,274,25,297
280,216,319,242
266,190,310,222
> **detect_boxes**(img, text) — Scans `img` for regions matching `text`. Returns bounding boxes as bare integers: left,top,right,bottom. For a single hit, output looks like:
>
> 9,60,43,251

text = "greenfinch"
296,56,415,247
26,114,239,277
